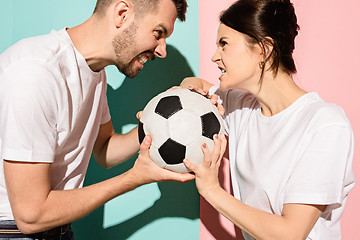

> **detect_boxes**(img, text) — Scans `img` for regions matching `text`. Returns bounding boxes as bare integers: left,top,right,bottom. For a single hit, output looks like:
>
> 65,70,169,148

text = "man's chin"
116,67,140,78
125,73,138,78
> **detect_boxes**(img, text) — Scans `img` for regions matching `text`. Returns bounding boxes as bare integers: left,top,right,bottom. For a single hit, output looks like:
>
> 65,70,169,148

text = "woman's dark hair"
220,0,299,79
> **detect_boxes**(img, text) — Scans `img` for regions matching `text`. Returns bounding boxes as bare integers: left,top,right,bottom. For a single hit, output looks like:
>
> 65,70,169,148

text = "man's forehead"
143,14,176,36
133,0,176,34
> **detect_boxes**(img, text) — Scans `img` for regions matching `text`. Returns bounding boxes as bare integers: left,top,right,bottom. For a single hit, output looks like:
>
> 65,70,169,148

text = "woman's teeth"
221,69,227,74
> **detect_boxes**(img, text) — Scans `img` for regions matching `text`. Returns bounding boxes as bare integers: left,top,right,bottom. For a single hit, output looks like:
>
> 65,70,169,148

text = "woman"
181,0,355,239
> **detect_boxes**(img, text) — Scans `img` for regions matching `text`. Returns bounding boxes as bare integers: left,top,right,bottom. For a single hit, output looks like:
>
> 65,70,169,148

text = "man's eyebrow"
157,24,168,36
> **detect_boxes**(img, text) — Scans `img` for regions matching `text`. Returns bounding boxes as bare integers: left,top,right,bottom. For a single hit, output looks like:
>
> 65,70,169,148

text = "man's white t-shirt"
212,86,355,239
0,29,111,220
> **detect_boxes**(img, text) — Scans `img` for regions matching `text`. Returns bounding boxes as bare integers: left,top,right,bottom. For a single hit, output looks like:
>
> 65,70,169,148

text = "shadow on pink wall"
199,0,360,239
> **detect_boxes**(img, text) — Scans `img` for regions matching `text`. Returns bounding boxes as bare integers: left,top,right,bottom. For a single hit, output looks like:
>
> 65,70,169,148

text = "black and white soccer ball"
138,88,224,173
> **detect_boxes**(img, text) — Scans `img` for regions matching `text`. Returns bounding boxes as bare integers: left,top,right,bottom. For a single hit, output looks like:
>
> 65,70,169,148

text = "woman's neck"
252,71,307,117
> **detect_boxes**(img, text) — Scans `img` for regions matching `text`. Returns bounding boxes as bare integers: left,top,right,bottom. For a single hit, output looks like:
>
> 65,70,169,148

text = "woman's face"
212,23,263,91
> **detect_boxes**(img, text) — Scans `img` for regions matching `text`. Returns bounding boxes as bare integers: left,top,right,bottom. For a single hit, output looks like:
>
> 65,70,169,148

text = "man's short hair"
94,0,187,21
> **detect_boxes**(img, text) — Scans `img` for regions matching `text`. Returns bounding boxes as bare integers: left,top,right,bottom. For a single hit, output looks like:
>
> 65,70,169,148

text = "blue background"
0,1,200,239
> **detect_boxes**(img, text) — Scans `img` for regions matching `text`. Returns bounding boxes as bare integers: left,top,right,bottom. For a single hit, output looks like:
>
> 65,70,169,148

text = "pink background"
198,0,360,239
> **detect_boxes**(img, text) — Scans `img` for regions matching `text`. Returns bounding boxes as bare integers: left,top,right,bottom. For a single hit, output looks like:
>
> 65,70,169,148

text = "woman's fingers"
209,94,225,116
188,85,208,96
212,134,222,164
220,134,227,157
201,142,212,166
200,133,225,168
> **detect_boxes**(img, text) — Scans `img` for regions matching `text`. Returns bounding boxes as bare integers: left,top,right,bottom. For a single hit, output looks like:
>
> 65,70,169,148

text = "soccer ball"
138,88,224,173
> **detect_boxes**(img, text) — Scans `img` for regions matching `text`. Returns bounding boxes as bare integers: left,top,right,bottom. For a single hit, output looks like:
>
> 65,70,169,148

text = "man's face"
112,0,177,78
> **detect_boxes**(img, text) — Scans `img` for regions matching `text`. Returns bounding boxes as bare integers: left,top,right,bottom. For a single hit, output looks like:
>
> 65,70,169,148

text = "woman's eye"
220,40,227,46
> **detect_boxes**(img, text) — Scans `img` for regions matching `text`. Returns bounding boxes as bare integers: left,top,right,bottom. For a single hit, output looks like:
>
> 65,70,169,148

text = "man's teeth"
138,55,148,64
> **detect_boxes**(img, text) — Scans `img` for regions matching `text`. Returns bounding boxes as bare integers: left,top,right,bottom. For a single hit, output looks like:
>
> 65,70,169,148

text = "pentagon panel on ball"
138,88,224,173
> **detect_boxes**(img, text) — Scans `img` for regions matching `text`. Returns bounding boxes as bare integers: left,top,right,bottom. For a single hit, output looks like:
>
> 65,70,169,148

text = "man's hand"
128,135,195,185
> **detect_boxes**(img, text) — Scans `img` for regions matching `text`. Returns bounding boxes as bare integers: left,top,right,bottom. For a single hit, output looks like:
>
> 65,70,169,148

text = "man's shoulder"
0,29,73,72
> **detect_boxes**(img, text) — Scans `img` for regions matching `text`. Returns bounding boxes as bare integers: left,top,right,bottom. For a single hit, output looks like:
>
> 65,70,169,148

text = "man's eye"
155,30,163,40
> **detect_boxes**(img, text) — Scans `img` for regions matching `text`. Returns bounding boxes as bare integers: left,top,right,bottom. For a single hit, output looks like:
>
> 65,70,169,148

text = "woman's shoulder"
302,92,351,129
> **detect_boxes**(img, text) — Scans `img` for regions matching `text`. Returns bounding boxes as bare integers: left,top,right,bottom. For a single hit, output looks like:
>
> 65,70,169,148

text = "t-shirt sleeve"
210,85,230,135
284,119,355,212
0,63,58,163
210,85,253,136
100,73,111,125
101,97,111,125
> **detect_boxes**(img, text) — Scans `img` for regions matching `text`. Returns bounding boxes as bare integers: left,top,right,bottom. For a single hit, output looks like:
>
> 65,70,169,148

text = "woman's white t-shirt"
213,86,355,240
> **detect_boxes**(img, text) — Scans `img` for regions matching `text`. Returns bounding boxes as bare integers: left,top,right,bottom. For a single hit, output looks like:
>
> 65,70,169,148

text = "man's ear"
113,0,134,28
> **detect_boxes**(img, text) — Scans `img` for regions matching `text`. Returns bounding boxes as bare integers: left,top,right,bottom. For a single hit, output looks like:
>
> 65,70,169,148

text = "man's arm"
4,160,137,234
4,135,194,234
92,120,140,169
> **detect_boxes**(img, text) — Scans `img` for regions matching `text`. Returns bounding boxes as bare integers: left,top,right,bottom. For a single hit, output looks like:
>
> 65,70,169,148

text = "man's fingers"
183,158,196,173
172,172,195,182
139,135,151,155
136,111,143,120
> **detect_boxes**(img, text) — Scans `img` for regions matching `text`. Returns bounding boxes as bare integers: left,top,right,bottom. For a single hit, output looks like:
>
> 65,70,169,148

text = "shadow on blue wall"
72,45,200,240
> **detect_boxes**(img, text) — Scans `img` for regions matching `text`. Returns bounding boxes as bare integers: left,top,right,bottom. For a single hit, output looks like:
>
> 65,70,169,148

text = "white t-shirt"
0,29,111,220
212,86,355,240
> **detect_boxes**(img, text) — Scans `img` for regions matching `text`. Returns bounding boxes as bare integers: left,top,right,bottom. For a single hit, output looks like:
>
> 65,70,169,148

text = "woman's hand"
183,133,227,197
176,77,225,116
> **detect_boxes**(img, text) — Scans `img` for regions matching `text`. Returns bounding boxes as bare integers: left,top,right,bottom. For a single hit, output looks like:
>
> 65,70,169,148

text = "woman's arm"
202,187,324,240
180,77,224,115
184,136,325,240
180,77,215,93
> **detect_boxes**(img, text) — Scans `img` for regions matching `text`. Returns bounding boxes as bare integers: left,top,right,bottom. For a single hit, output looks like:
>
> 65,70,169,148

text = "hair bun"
265,0,299,50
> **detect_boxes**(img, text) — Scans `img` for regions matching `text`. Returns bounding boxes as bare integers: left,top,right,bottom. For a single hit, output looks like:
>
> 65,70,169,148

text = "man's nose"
154,39,167,58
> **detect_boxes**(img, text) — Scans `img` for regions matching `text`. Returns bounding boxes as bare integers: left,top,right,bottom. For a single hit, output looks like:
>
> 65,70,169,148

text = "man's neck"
67,16,113,72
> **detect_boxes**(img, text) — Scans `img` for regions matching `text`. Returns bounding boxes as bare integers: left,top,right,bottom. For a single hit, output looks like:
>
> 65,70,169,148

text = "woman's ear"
260,37,274,61
113,0,133,28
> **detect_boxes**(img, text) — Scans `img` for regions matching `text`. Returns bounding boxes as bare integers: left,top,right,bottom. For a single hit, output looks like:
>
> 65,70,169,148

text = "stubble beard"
112,21,141,78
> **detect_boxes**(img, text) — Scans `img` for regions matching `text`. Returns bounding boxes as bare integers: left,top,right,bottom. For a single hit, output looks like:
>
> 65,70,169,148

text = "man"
0,0,194,239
